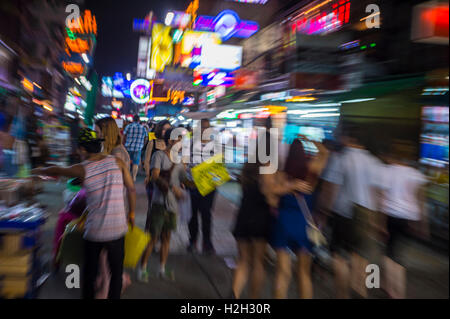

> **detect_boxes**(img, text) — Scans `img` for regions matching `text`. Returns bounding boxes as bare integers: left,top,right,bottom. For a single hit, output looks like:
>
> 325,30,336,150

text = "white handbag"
294,193,327,247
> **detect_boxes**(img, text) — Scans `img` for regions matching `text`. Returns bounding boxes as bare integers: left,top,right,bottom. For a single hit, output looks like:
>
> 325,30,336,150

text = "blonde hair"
95,117,121,154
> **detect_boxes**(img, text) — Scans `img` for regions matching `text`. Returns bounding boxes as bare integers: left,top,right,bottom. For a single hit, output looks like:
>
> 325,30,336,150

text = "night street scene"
0,0,448,302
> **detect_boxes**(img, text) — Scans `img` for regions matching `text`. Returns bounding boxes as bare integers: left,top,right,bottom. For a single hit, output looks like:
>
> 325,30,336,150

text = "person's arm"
31,164,85,179
260,171,302,207
115,157,136,227
144,140,154,183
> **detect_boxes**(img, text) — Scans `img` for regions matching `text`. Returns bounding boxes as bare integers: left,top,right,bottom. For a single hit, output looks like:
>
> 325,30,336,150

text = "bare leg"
297,251,313,299
160,231,171,269
249,241,267,299
350,253,368,298
273,250,292,299
141,236,157,268
333,253,350,299
384,256,406,299
132,164,139,182
232,241,251,299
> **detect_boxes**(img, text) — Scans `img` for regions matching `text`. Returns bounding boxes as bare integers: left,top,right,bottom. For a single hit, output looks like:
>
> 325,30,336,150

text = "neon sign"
65,37,90,53
194,10,259,41
151,23,173,72
291,0,351,35
70,10,97,36
227,0,268,3
130,79,151,104
62,61,85,75
193,69,235,87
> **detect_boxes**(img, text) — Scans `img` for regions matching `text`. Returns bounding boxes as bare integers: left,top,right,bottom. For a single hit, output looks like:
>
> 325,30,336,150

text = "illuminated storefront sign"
199,44,242,70
21,77,34,93
137,36,150,78
206,90,216,105
111,98,123,109
411,2,449,44
291,0,351,35
65,37,90,53
70,10,97,36
180,31,221,68
62,61,85,75
195,10,259,41
130,79,151,104
227,0,268,3
151,23,173,72
193,69,235,87
165,11,191,28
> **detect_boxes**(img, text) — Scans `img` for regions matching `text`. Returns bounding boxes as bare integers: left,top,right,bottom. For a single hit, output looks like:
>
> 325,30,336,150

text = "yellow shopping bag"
191,154,231,196
124,225,150,268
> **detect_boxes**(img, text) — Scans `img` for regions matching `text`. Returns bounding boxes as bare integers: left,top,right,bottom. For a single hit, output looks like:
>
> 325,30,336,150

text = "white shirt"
380,164,427,220
322,147,383,218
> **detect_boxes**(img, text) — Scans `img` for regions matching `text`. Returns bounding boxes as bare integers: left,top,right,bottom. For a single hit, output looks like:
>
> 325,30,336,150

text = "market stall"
0,178,48,299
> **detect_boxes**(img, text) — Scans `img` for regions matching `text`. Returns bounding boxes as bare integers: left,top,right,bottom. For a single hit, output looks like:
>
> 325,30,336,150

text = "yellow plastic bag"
124,226,150,268
191,154,231,196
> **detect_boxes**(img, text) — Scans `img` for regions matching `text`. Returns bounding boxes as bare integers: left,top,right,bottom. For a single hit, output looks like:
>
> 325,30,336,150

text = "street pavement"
36,173,449,299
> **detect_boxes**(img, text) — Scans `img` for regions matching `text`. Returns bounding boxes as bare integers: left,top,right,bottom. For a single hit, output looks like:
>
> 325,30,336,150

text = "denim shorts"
128,150,141,165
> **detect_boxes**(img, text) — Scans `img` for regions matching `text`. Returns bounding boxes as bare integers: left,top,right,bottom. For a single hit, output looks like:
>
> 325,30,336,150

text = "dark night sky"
84,0,297,78
85,0,190,78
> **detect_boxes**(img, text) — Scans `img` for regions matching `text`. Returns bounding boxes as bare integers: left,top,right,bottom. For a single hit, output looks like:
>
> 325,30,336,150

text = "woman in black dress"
232,156,272,299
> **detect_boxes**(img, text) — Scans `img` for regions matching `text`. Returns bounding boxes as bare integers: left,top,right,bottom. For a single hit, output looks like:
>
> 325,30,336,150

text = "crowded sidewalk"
36,175,449,299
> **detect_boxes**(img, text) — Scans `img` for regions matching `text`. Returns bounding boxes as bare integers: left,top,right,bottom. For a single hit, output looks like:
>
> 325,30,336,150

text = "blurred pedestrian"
123,114,148,181
320,124,384,299
269,138,316,299
138,128,188,282
95,117,130,168
144,120,171,208
94,116,132,298
232,131,293,299
187,119,217,255
379,140,429,299
31,128,136,299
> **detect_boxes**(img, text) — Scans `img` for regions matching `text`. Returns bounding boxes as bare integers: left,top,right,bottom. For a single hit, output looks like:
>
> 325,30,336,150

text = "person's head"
155,120,171,139
95,117,121,154
77,128,104,159
284,138,308,180
133,114,140,123
341,123,364,148
200,118,210,133
163,127,179,149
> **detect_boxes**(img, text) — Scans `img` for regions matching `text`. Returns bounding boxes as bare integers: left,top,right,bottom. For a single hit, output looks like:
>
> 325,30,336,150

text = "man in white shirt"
321,124,383,298
378,141,428,299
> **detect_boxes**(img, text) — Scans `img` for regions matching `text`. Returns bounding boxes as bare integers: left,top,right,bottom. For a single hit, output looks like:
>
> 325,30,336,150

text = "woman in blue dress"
269,137,329,299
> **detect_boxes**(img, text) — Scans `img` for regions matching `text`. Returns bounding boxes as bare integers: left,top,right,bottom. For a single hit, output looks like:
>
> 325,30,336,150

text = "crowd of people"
28,112,430,300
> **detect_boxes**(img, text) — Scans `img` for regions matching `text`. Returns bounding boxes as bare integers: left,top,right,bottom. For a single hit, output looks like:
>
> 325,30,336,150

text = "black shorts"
330,205,372,258
386,216,409,264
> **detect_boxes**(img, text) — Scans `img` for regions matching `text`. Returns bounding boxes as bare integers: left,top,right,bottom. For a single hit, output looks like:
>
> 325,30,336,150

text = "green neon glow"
370,43,376,47
360,45,367,50
66,27,76,40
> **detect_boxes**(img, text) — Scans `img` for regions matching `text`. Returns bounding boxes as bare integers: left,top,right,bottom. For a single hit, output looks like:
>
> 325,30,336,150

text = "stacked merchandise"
0,203,47,299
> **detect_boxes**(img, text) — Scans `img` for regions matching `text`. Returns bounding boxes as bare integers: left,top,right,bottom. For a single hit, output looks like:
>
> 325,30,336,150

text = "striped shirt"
82,155,128,242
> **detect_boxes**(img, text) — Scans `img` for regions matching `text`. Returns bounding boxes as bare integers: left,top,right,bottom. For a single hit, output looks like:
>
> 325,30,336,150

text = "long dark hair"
240,131,272,189
284,139,308,180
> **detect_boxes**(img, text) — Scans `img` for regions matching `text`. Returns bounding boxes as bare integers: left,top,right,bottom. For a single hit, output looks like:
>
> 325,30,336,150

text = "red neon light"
345,2,350,23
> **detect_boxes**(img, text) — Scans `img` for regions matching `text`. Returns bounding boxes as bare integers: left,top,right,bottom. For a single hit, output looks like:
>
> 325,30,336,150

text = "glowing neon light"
194,10,259,40
130,79,151,104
